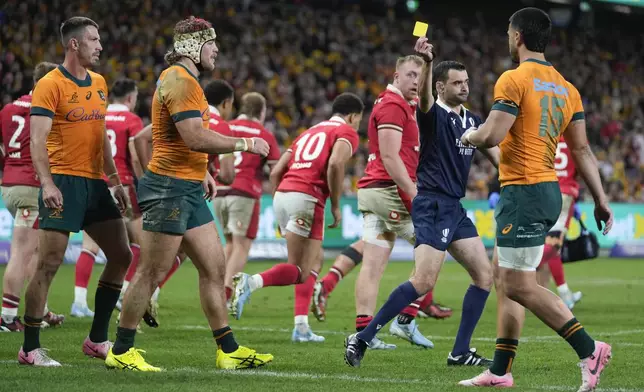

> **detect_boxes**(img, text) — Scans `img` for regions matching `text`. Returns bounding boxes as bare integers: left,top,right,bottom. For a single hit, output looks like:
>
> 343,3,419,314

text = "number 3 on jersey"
106,129,117,157
294,132,326,161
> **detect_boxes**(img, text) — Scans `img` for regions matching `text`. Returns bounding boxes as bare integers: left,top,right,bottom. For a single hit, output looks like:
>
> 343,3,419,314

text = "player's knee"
503,279,530,303
472,262,494,290
409,275,434,295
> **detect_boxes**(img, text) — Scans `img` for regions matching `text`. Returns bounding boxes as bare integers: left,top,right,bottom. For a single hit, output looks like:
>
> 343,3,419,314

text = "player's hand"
42,181,63,209
594,201,613,235
328,205,342,229
203,172,217,201
414,37,434,62
461,127,477,147
248,137,270,157
111,185,129,213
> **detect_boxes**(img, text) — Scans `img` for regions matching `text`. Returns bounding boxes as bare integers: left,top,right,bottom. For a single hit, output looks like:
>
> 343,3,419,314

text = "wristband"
234,138,252,152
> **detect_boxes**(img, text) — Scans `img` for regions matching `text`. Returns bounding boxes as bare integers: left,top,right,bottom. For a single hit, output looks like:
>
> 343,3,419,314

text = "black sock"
23,316,42,353
112,327,137,355
214,326,239,354
558,318,595,359
89,280,122,343
397,313,413,325
489,338,518,376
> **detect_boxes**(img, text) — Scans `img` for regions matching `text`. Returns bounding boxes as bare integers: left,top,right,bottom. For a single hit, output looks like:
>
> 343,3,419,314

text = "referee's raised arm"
414,37,435,113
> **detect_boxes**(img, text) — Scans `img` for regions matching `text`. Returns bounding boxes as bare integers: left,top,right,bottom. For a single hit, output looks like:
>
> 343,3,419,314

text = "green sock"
113,327,137,355
213,326,239,354
489,338,518,376
558,318,595,359
89,280,122,343
22,316,43,353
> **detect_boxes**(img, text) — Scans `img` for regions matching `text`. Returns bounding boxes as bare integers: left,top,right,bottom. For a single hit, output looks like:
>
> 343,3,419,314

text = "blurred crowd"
1,0,642,201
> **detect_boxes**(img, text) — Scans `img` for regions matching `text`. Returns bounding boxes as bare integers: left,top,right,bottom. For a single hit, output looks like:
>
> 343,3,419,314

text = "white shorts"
1,185,39,228
213,195,260,239
273,191,325,240
357,186,415,246
497,245,545,272
550,194,575,235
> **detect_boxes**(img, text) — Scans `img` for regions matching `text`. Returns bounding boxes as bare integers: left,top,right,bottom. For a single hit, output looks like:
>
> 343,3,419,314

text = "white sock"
151,287,160,303
74,286,88,306
557,283,570,295
248,274,263,292
1,307,18,323
294,315,309,326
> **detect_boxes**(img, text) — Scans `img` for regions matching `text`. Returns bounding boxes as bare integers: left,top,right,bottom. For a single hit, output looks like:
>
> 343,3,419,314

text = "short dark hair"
33,62,57,84
60,16,99,46
331,93,364,116
111,78,137,99
204,80,234,107
433,61,466,83
239,92,266,119
509,7,552,53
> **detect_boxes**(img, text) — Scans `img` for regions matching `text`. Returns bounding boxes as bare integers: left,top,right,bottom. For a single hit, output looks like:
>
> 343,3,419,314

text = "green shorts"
495,182,562,248
137,170,213,235
38,174,122,233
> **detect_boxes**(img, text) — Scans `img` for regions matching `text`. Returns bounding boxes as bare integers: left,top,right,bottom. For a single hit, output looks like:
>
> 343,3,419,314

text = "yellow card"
413,21,428,37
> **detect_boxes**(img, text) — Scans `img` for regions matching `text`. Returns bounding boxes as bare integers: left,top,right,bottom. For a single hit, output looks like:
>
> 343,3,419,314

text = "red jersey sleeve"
266,132,281,163
128,115,145,140
374,102,407,133
334,126,359,156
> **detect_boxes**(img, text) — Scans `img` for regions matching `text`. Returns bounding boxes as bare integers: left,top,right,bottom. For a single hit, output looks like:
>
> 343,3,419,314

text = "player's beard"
509,45,520,63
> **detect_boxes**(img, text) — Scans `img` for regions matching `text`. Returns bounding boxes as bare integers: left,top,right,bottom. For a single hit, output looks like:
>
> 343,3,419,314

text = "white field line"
0,360,636,392
180,325,644,345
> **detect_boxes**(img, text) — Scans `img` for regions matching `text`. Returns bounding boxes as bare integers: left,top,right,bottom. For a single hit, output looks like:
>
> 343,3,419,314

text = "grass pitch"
1,258,643,392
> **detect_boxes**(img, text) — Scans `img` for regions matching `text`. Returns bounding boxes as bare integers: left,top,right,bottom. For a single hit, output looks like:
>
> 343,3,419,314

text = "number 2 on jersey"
294,132,326,161
539,96,565,138
9,115,25,149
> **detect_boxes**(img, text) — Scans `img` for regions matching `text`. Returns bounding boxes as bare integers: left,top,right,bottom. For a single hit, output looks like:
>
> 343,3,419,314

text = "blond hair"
239,92,266,119
396,55,424,70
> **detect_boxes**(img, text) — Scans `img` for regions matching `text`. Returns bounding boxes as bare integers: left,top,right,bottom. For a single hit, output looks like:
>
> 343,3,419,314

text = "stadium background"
0,0,642,260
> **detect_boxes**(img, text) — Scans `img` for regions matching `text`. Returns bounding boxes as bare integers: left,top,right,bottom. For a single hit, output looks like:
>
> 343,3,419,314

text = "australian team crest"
98,89,106,101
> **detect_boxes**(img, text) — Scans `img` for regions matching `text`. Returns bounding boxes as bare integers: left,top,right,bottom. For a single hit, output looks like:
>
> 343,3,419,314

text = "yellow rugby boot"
216,345,273,369
105,347,162,372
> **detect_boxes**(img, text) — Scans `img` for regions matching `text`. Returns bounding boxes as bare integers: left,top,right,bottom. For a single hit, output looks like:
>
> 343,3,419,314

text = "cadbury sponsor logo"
65,108,106,122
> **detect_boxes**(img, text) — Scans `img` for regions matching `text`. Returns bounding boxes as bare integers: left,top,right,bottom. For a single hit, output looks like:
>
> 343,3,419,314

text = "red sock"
356,315,373,332
74,250,96,288
548,251,566,287
2,293,20,314
259,263,301,287
124,244,140,282
225,287,232,301
321,267,343,294
294,271,317,316
420,291,434,307
159,256,181,289
400,292,433,318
